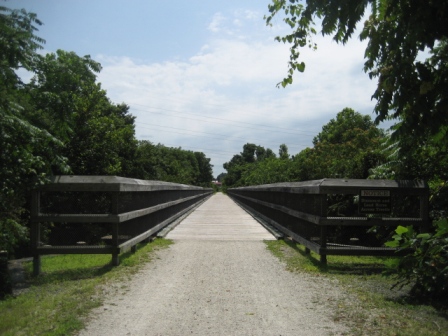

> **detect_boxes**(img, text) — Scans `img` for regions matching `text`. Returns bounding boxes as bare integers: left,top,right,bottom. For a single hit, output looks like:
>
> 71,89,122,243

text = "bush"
385,218,448,301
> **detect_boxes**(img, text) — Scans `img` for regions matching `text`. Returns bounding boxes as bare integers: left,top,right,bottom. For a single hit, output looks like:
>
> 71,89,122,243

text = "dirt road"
79,240,349,335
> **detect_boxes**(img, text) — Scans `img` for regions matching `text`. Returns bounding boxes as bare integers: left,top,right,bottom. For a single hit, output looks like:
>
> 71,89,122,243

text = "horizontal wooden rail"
34,193,207,223
31,175,212,274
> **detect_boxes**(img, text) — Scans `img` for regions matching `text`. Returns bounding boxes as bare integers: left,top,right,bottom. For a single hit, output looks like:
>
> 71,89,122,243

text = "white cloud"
208,12,226,33
97,11,378,177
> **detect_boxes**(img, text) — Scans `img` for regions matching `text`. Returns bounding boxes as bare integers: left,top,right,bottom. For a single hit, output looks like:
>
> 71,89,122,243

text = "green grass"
0,238,172,336
265,239,448,336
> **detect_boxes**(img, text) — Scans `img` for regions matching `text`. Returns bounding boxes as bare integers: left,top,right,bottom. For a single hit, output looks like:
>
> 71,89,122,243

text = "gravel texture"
79,240,349,336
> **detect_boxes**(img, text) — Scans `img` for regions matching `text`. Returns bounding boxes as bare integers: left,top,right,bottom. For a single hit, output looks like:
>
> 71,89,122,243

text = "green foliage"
223,143,280,187
385,219,448,301
292,108,386,180
0,6,44,110
133,141,213,186
241,157,292,185
265,0,448,147
0,7,69,252
223,109,385,188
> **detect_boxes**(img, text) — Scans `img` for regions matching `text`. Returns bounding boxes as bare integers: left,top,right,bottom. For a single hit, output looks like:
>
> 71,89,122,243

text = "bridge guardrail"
31,175,212,274
228,179,429,264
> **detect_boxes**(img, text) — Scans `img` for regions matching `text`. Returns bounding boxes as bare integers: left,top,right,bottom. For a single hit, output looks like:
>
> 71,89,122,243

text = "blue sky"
9,0,382,178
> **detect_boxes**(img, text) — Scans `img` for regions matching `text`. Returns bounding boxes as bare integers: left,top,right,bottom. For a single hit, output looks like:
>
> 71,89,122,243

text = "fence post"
0,251,12,298
31,190,41,276
319,193,328,265
111,192,120,266
420,189,430,233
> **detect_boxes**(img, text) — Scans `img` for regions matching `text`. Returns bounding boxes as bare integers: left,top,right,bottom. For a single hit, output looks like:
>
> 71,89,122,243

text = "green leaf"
416,233,431,240
385,240,399,247
395,225,409,235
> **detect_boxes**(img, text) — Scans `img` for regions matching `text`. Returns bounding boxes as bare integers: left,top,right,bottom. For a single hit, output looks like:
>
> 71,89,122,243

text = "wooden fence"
228,179,429,263
31,176,212,275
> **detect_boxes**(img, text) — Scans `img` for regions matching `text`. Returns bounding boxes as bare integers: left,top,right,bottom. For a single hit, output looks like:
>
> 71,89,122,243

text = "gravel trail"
79,240,349,336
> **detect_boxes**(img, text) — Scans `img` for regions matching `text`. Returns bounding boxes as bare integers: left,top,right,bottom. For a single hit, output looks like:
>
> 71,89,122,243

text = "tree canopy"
265,0,448,143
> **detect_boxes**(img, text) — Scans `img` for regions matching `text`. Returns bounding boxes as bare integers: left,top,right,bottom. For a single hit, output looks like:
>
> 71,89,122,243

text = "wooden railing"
228,179,429,264
31,176,212,275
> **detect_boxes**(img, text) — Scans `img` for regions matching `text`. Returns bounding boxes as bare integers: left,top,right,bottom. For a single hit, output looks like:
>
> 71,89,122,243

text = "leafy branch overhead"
265,0,448,143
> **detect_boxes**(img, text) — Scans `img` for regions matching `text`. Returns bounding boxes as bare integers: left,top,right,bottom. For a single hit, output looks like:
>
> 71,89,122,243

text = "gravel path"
79,240,349,336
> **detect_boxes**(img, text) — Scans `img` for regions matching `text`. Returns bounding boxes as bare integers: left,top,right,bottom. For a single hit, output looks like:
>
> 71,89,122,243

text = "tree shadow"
29,262,114,286
283,239,388,275
385,289,448,314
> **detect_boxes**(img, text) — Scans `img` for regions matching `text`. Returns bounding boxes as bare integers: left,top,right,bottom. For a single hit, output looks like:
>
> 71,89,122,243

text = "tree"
134,141,213,186
279,144,289,159
0,7,69,254
194,152,213,187
291,108,385,180
0,6,44,110
223,143,277,187
265,0,448,142
26,50,138,176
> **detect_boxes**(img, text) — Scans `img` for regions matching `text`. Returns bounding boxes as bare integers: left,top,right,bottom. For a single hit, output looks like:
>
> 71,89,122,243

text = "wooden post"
0,250,12,297
319,194,328,265
31,191,41,276
320,226,327,264
111,193,120,266
420,189,430,233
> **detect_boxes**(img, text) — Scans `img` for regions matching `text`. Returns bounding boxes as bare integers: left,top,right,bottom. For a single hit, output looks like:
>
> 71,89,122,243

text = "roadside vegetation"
0,239,172,336
266,239,448,336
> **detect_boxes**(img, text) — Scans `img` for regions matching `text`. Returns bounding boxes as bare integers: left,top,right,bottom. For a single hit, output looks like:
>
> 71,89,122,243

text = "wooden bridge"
165,193,275,241
31,176,429,274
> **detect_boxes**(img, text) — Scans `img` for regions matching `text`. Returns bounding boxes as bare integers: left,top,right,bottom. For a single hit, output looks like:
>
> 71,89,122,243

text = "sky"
8,0,384,178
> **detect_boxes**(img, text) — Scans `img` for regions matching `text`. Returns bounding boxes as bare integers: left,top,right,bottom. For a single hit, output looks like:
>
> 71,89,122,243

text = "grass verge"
265,239,448,336
0,238,172,336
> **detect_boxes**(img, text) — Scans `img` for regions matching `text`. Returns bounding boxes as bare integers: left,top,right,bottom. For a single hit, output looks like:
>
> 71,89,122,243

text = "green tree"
291,108,385,180
279,143,289,160
194,152,213,187
0,7,69,253
265,0,448,143
241,156,292,185
134,141,212,186
26,50,137,176
223,143,277,187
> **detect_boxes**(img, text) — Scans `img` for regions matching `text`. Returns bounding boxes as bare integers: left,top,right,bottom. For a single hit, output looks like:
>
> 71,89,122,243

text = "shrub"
385,218,448,301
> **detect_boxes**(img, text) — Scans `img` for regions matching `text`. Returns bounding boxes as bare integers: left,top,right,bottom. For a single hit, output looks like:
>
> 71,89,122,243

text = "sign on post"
359,190,391,214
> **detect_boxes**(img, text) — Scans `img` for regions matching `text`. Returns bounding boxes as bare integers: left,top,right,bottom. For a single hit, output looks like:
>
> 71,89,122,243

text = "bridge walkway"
166,192,275,241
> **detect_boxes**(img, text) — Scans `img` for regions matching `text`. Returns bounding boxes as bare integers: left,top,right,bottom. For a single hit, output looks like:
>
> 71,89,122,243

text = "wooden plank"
229,178,428,195
33,193,212,223
37,246,115,254
117,193,207,222
231,193,321,224
33,213,118,223
166,193,276,241
39,175,213,192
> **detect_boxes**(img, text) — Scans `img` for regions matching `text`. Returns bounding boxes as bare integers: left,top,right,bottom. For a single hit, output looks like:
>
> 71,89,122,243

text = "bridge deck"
166,193,275,240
